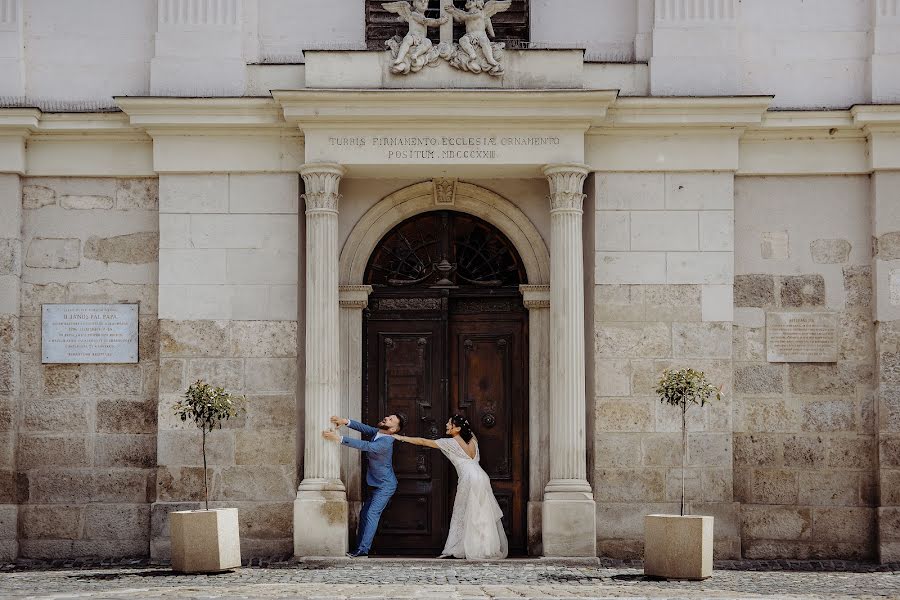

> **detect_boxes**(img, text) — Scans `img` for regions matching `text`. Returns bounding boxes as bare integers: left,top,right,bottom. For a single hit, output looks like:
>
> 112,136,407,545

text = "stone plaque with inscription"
766,311,838,363
42,304,139,364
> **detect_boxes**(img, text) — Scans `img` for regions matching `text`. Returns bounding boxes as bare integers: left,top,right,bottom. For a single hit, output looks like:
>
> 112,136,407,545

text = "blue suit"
341,420,397,554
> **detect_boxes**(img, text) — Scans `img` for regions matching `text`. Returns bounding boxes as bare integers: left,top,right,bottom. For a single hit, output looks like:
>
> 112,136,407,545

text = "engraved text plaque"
766,311,838,363
42,304,139,364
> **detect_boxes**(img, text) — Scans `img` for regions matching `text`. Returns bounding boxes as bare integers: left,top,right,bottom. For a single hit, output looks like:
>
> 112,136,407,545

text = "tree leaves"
654,368,723,410
173,380,245,434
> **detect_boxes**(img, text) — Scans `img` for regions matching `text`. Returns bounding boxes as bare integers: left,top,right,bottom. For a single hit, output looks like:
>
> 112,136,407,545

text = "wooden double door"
362,290,528,556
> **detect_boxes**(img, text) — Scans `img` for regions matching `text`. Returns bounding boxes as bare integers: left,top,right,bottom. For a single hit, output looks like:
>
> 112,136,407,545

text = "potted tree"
644,368,723,581
169,380,245,573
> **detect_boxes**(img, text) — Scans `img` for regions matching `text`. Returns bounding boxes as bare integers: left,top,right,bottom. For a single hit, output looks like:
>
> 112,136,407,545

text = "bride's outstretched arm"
392,434,439,449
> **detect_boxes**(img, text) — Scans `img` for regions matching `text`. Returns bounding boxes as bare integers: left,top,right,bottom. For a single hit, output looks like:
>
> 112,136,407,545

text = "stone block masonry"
15,176,159,560
154,320,297,561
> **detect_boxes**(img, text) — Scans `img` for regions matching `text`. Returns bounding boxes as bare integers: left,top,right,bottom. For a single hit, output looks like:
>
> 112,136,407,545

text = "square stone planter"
170,508,241,573
644,514,713,580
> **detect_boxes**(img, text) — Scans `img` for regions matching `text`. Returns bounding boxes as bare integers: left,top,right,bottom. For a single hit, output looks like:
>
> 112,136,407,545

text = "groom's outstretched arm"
340,436,381,453
346,419,379,437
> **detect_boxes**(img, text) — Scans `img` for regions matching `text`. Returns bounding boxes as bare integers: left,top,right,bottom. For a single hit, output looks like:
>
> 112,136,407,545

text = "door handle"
481,412,496,428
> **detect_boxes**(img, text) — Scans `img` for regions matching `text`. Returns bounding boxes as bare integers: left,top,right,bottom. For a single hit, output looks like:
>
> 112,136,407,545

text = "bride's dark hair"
450,414,474,443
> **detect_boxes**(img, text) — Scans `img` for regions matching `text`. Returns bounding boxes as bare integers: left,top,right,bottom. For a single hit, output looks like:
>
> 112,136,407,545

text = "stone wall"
153,173,300,560
733,176,876,560
0,174,22,561
15,177,159,559
593,172,738,559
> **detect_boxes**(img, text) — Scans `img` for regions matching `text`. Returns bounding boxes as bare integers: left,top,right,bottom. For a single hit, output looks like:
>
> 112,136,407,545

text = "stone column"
294,163,348,557
541,164,596,557
521,284,551,556
338,285,372,513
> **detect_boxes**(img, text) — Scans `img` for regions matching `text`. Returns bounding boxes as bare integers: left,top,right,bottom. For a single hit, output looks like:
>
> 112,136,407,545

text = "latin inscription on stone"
328,135,561,161
766,311,838,363
42,304,139,364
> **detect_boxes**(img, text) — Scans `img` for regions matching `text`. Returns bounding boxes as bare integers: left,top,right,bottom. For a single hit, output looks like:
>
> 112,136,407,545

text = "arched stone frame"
337,179,552,554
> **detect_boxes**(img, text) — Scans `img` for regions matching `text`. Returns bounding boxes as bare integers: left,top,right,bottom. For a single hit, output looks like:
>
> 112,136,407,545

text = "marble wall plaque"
766,311,838,363
42,304,139,364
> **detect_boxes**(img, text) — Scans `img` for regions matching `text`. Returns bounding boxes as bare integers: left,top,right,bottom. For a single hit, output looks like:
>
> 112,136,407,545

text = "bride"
393,414,508,560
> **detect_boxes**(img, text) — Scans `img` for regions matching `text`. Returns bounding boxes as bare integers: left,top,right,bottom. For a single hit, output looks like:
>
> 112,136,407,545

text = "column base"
293,481,348,557
542,481,596,557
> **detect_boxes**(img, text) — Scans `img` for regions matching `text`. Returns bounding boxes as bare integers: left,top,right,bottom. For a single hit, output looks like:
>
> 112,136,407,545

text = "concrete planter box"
644,514,713,580
171,508,241,573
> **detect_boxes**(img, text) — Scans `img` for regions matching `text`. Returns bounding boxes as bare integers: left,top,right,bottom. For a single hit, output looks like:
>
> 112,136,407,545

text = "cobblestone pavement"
1,559,899,600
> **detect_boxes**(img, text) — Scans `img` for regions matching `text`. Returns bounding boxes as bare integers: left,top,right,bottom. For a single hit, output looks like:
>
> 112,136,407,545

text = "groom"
321,413,407,558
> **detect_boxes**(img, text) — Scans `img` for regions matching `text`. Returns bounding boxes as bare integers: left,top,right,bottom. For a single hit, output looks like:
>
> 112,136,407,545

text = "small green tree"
655,368,723,517
173,380,245,510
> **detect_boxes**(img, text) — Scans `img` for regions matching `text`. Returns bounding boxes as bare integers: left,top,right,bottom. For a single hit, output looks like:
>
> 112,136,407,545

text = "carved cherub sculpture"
382,0,450,74
444,0,512,75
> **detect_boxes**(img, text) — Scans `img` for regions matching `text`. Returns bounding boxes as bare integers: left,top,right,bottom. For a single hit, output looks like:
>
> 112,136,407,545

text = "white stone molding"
541,163,596,557
520,284,550,309
158,0,242,29
295,162,348,557
872,2,900,103
654,0,737,24
338,285,373,506
0,0,23,98
433,177,457,206
340,181,550,286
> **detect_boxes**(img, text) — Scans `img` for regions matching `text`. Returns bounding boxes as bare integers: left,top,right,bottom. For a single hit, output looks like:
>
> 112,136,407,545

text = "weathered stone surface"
734,434,780,467
19,505,84,539
138,316,159,362
790,363,873,395
243,358,297,393
79,364,142,396
156,467,207,502
882,352,900,386
116,178,159,210
20,282,66,316
17,435,90,469
157,430,234,467
96,398,157,434
160,320,229,357
827,436,875,469
95,434,156,468
840,309,874,362
237,502,293,540
877,231,900,260
214,465,295,501
0,239,21,276
230,321,298,358
67,280,157,315
751,469,798,504
60,195,114,210
812,507,875,544
595,323,671,359
159,358,185,394
596,359,631,397
801,399,857,432
810,239,851,264
84,232,159,264
92,470,153,504
595,434,642,468
735,274,775,308
23,185,56,209
687,433,732,467
83,504,150,540
741,506,811,540
843,266,872,308
780,274,826,307
673,322,731,358
41,365,81,397
25,469,94,503
22,397,89,432
595,400,654,432
701,468,732,502
0,399,12,431
0,351,18,394
761,231,790,260
595,468,666,503
664,467,701,502
641,434,682,467
783,435,826,468
734,363,784,395
733,326,766,361
25,238,80,269
0,471,14,503
798,471,860,506
188,358,244,392
235,430,294,465
245,395,295,429
150,501,202,538
642,285,702,322
881,435,900,468
883,471,900,506
0,315,17,350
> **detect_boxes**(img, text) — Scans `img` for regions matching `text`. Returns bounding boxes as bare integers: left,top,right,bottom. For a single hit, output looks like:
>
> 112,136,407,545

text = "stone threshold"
296,556,602,568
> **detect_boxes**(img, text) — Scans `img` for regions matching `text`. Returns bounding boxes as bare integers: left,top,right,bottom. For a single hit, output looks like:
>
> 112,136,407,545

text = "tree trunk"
681,401,687,517
202,428,209,511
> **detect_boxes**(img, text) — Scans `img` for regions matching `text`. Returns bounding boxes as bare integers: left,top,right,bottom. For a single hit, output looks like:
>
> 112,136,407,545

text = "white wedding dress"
436,436,509,560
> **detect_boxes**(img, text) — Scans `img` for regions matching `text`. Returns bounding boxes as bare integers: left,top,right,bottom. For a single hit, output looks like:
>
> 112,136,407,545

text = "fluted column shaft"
544,164,591,492
300,163,345,490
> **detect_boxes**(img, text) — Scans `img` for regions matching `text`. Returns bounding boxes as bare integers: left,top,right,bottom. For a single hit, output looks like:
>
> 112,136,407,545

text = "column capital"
520,284,550,309
339,285,373,309
301,162,346,213
543,164,590,212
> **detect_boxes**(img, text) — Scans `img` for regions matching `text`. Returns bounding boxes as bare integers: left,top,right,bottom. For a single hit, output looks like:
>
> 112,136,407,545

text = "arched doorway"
362,210,529,556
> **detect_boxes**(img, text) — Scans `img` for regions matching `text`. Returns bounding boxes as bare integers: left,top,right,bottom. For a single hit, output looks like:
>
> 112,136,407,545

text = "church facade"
0,0,899,564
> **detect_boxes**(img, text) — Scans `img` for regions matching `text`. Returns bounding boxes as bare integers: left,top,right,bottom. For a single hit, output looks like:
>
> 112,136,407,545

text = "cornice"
851,105,900,131
600,96,773,131
115,97,289,132
273,89,619,128
743,110,865,141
